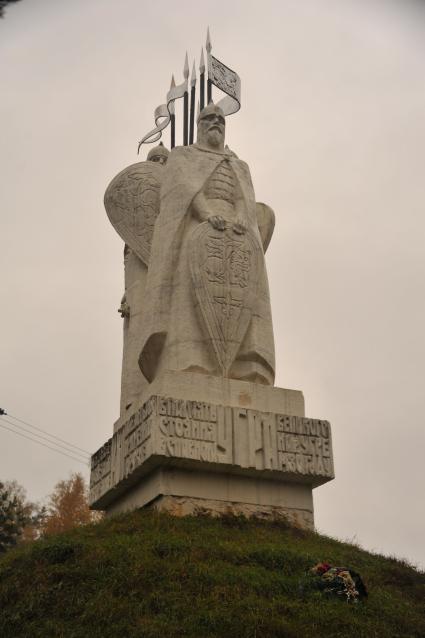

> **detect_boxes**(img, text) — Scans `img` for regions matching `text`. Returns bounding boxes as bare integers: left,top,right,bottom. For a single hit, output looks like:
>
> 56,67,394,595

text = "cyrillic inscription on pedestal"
90,439,112,504
158,397,222,464
90,395,334,509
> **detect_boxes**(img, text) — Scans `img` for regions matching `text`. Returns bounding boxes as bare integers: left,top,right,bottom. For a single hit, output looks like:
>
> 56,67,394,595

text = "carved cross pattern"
190,224,260,375
205,235,251,288
206,236,223,259
213,293,243,317
228,244,251,288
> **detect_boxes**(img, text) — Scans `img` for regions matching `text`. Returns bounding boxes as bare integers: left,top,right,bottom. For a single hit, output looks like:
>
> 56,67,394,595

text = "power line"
1,416,90,462
0,420,90,466
4,412,92,456
4,415,90,460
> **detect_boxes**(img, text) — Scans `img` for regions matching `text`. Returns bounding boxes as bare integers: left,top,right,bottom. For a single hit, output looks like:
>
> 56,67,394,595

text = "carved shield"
104,161,164,266
189,223,261,375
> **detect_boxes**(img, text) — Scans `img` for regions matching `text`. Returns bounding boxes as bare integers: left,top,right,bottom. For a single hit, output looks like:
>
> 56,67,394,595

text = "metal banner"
138,75,188,151
208,55,241,116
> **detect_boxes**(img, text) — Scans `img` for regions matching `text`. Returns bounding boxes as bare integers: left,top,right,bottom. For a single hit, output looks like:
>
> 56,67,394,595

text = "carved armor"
204,159,236,219
205,160,235,204
139,143,276,386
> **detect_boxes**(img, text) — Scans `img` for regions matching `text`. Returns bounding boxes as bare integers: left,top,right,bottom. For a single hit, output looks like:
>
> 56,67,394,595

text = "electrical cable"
0,420,90,466
1,417,90,462
5,412,92,456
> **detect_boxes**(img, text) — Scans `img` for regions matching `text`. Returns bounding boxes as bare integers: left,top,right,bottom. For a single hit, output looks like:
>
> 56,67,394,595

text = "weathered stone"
93,103,335,528
138,105,275,386
113,370,305,434
150,494,314,530
104,148,169,415
90,374,334,522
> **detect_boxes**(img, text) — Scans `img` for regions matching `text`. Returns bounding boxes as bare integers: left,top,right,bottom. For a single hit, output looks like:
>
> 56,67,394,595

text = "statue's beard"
206,128,224,147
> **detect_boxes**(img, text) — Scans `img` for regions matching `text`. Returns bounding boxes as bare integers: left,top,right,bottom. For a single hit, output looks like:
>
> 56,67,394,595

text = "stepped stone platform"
90,371,334,529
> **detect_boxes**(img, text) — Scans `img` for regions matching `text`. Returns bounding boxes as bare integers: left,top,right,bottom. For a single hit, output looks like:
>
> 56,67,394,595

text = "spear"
183,52,189,146
189,60,196,144
199,48,205,111
206,27,212,103
170,75,176,149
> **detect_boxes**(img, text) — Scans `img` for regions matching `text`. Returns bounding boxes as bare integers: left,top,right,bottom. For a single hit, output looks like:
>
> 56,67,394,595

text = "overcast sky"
1,0,424,569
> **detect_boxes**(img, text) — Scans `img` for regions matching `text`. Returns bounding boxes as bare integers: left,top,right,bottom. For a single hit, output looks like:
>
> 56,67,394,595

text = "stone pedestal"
89,372,334,529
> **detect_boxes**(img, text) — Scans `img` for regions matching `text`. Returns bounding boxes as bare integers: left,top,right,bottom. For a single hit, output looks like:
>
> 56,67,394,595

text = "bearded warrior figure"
105,104,275,414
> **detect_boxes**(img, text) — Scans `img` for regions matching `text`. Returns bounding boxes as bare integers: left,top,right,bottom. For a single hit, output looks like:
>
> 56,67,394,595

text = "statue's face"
150,154,167,165
197,108,225,149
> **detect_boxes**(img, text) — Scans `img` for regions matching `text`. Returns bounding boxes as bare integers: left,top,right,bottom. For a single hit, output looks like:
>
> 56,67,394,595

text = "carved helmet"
197,102,225,125
147,142,170,164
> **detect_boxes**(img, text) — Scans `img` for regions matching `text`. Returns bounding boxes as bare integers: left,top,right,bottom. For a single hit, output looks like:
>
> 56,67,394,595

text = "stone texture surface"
104,153,168,417
119,247,148,414
138,105,275,387
104,158,166,267
90,373,334,525
101,468,315,530
113,371,305,434
93,106,335,527
151,495,314,530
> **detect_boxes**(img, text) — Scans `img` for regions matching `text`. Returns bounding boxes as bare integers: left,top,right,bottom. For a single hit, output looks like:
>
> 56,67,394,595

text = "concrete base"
90,371,334,529
104,467,314,529
152,496,313,529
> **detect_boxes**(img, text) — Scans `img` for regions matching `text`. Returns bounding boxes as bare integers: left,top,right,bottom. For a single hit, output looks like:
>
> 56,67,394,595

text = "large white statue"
105,104,275,415
139,104,275,386
92,105,334,527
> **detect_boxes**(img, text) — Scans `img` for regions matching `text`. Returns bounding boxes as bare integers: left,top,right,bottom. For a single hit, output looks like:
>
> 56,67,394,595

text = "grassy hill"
0,510,424,637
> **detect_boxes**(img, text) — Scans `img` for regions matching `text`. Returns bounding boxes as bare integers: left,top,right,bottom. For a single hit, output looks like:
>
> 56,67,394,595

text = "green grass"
0,510,424,637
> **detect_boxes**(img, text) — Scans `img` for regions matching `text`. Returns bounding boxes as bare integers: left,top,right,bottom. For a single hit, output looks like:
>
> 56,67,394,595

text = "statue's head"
147,143,169,165
197,103,225,151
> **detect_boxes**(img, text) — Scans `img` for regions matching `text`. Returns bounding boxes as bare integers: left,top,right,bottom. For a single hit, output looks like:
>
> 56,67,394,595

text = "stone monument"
90,33,334,529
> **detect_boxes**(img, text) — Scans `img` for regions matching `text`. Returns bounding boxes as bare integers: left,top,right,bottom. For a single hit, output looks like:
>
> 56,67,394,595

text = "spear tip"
170,74,176,88
199,47,205,73
206,26,212,53
190,59,196,86
183,51,189,79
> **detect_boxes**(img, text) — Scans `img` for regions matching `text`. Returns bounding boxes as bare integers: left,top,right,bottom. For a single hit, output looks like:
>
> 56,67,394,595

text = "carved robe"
138,144,275,385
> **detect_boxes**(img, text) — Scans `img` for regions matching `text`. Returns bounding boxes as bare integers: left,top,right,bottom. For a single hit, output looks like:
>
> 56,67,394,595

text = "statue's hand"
208,215,226,231
233,216,247,235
